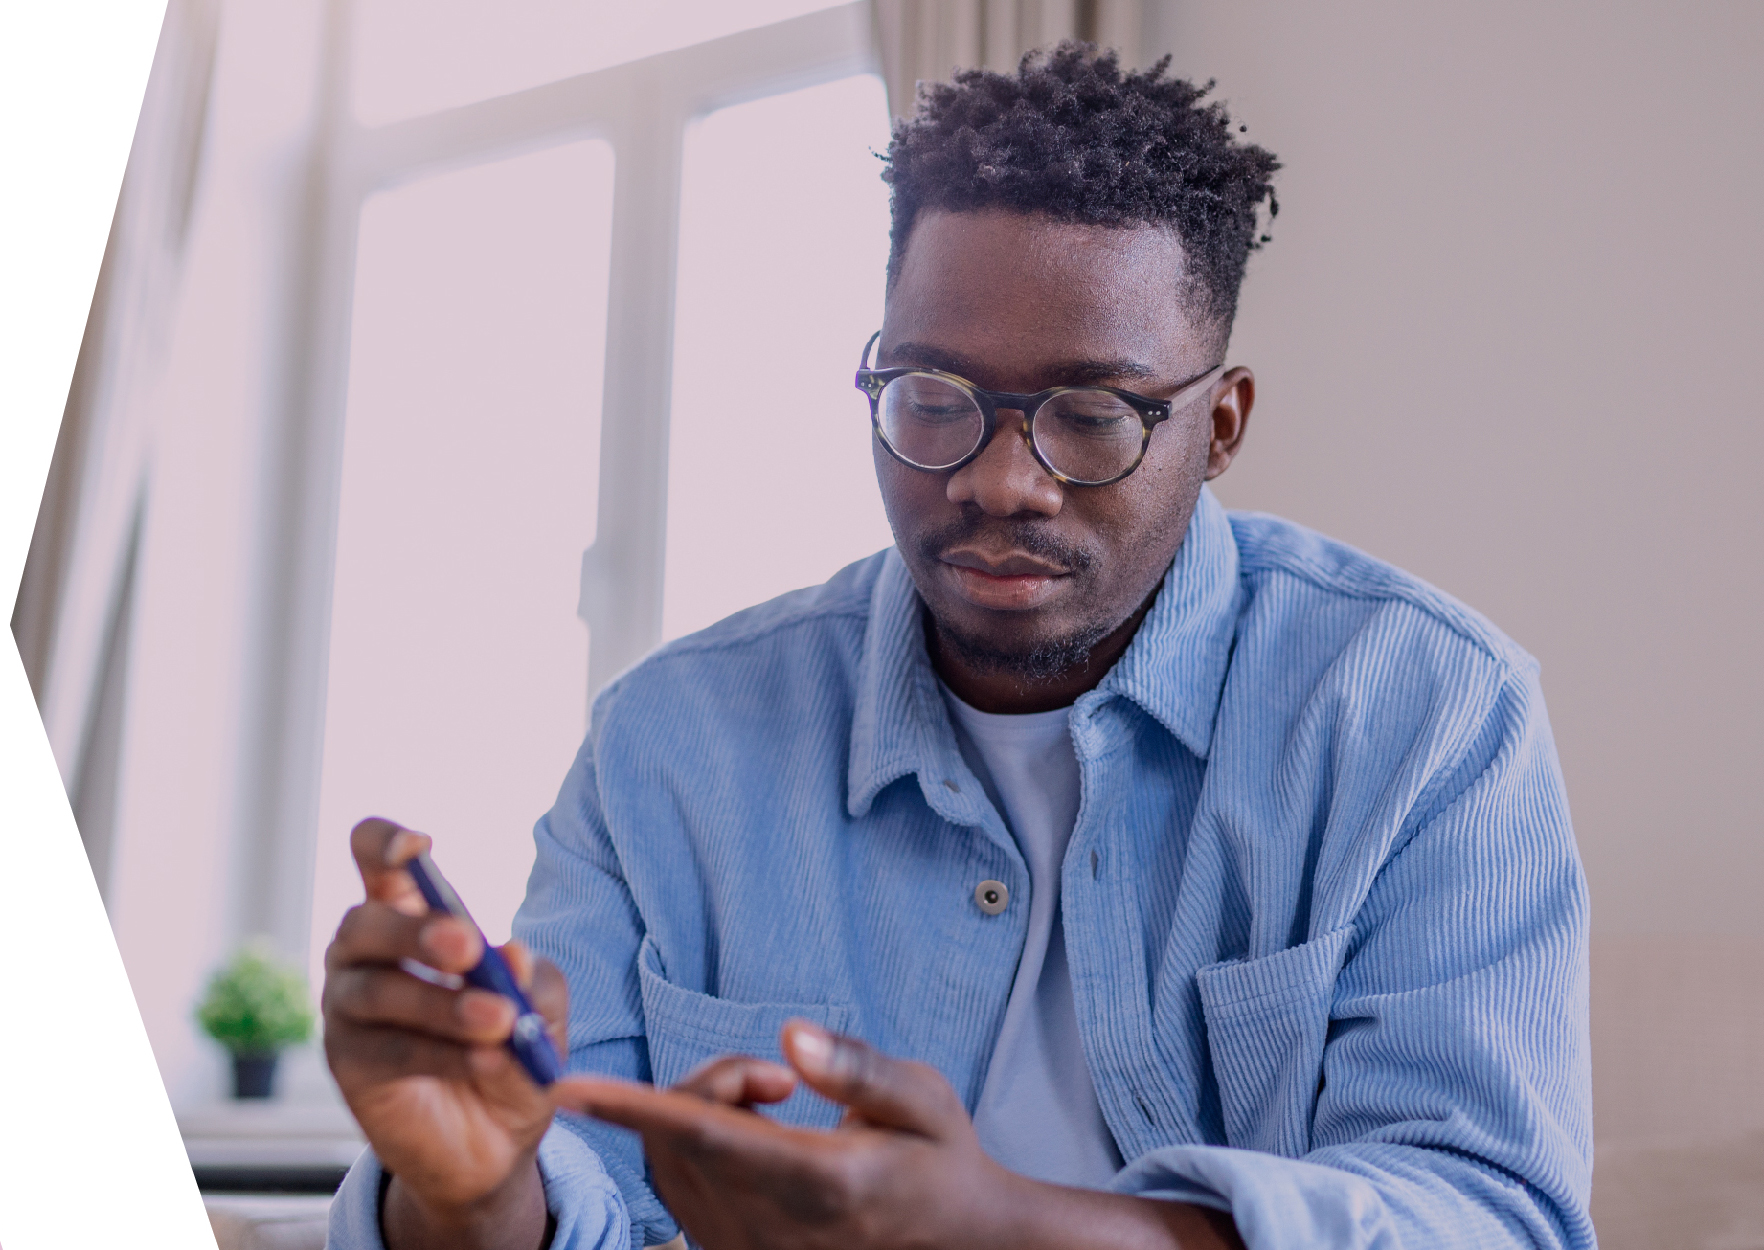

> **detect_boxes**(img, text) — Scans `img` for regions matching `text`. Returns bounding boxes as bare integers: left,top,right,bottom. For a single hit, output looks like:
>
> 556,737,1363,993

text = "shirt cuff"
325,1124,630,1250
1110,1145,1398,1250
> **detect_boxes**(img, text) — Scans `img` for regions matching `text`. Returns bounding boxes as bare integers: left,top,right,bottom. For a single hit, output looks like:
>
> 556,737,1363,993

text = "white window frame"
246,1,880,962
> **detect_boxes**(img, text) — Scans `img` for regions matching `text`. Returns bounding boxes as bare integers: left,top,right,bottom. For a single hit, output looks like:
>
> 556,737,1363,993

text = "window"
299,3,876,978
310,141,613,951
351,0,855,126
663,73,894,640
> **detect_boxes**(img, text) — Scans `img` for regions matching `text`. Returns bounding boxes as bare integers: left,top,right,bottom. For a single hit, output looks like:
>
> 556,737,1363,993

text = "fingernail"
788,1023,833,1075
420,917,477,966
385,830,420,866
418,920,451,962
459,991,513,1034
502,939,532,989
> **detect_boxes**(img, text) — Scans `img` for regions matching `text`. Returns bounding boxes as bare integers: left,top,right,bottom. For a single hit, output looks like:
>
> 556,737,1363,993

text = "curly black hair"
882,43,1280,335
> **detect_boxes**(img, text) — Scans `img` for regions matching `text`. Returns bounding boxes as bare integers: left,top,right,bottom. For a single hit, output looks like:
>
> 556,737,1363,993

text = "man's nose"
945,409,1064,518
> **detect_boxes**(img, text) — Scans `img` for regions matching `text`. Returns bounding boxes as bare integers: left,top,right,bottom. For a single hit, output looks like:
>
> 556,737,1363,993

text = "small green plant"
196,939,316,1056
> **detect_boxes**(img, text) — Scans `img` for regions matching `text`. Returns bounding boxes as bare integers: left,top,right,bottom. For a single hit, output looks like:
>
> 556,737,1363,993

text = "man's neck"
930,592,1158,715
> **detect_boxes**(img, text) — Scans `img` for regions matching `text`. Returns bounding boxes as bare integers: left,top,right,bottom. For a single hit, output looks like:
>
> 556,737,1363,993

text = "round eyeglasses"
854,332,1225,487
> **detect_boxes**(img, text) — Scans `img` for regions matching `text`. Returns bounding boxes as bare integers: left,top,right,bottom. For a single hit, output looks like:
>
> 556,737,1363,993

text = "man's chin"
927,608,1114,684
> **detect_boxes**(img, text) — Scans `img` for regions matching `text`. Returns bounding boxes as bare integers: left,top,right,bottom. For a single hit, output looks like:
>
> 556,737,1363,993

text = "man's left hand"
554,1021,1242,1250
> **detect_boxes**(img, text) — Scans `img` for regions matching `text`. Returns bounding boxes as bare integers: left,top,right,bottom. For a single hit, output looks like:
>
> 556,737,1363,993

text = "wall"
1144,0,1764,1199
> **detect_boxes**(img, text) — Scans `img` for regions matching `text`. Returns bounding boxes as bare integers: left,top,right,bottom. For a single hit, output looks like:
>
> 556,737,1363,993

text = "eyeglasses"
854,331,1225,487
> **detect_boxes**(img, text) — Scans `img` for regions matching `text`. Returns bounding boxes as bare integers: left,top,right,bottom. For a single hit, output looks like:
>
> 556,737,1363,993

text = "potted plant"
196,939,317,1099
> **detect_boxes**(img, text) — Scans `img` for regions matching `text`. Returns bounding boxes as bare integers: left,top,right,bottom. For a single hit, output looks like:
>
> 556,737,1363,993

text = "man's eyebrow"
883,342,980,374
884,341,1161,387
1040,358,1161,386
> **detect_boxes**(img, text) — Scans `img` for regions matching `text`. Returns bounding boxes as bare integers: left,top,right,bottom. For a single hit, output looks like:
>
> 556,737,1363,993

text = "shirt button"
974,880,1009,915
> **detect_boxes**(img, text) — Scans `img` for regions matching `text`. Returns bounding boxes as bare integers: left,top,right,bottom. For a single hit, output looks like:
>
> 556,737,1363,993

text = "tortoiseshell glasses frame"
854,331,1225,487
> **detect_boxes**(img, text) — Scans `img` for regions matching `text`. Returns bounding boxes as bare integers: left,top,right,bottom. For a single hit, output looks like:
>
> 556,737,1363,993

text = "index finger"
673,1055,798,1108
349,817,431,914
555,1077,806,1155
559,1078,857,1204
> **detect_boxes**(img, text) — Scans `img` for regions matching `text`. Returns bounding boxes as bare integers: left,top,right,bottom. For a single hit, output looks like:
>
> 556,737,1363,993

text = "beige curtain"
872,0,1145,119
9,0,221,892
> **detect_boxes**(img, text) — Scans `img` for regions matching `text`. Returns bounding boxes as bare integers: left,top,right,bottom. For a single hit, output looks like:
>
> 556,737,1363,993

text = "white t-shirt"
941,685,1124,1188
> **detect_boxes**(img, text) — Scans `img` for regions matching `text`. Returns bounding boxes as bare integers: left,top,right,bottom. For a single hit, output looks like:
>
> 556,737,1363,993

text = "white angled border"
0,3,216,1249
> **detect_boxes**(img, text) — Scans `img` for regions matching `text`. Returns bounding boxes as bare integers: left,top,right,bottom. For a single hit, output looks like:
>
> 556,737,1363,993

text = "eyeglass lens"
876,374,1144,483
1035,390,1144,483
876,375,985,469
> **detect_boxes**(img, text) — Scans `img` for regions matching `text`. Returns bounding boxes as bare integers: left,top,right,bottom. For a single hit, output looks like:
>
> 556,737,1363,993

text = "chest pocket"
637,936,854,1129
1195,924,1354,1157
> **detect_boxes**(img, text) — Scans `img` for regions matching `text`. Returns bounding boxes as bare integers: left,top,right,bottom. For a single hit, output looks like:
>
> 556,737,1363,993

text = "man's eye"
1054,410,1134,432
908,403,972,422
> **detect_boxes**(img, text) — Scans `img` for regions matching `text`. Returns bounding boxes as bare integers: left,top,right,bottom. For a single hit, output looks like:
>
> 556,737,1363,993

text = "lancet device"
404,850,561,1087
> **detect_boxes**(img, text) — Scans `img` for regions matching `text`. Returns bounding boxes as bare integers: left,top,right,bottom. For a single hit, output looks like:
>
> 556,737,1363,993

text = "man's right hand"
323,817,569,1250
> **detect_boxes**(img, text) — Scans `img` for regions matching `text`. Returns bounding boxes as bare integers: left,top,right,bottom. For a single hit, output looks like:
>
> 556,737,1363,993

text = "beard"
930,610,1114,681
914,514,1115,682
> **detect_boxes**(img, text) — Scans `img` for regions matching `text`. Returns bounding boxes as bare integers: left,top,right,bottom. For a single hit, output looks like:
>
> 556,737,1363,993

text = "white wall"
1145,0,1764,1157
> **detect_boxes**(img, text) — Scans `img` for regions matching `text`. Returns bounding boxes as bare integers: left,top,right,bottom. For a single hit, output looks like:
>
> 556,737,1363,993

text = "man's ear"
1204,367,1255,480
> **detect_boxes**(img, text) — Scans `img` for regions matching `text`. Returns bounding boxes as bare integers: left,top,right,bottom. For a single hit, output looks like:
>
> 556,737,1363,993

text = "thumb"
780,1019,966,1138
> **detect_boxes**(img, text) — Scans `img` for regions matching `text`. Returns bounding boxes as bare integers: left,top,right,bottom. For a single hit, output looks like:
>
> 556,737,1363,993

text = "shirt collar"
1088,485,1242,759
847,486,1241,818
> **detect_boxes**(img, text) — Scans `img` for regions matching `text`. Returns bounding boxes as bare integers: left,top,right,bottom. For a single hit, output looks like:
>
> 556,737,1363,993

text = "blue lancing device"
404,850,561,1087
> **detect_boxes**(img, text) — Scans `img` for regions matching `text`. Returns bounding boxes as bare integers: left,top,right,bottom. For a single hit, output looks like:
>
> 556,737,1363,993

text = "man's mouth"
938,548,1072,610
941,549,1071,578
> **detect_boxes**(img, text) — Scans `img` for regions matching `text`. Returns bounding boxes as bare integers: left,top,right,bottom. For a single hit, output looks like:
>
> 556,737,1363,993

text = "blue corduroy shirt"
329,488,1594,1250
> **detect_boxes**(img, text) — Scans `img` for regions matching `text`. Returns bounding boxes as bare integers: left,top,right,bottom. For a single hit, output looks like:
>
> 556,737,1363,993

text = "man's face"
874,209,1246,683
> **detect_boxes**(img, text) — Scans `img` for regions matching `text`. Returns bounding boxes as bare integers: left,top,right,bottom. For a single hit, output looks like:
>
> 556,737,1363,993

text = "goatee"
929,611,1113,683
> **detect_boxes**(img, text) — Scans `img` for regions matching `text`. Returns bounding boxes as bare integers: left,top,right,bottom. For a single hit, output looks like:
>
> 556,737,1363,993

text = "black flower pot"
231,1051,280,1099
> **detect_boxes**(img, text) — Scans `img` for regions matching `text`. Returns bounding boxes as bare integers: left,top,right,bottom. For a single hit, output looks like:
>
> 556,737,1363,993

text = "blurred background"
11,1,1761,1245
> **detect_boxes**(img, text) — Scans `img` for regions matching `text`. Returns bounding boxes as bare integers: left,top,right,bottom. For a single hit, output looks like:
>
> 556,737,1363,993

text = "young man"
323,47,1593,1250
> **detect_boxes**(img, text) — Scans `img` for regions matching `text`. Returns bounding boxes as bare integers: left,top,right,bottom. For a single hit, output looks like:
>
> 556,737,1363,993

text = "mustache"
915,515,1097,575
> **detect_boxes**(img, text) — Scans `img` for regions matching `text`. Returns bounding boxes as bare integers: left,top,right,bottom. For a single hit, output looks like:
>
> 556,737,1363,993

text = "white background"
0,3,218,1248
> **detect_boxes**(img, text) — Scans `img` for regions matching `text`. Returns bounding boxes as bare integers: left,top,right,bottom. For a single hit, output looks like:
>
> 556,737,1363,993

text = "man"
324,46,1593,1250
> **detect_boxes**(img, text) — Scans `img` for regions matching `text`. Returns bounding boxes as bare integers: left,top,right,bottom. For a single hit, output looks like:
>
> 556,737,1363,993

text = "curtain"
9,0,221,892
871,0,1145,119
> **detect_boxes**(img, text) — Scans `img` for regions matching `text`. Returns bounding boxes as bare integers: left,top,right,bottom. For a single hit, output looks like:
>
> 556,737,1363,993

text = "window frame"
258,0,879,963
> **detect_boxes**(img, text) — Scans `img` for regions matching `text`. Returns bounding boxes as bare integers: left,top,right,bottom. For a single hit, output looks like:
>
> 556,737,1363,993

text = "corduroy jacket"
331,487,1593,1250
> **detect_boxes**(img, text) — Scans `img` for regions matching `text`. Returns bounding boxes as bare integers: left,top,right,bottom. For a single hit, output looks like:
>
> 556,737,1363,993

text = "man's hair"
881,43,1280,335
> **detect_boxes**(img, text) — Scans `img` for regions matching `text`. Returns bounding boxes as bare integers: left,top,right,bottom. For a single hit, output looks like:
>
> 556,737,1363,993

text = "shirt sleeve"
1110,666,1595,1250
323,1125,629,1249
513,693,682,1250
